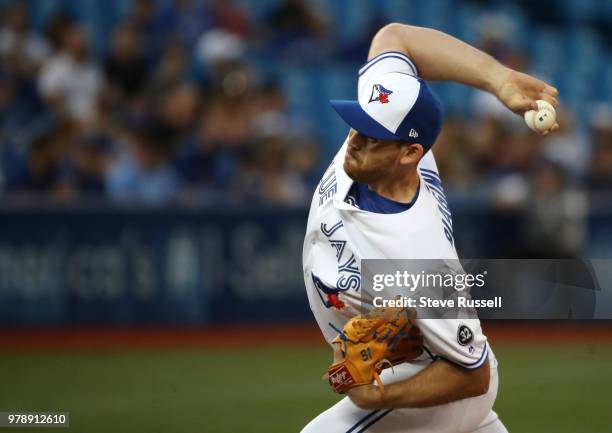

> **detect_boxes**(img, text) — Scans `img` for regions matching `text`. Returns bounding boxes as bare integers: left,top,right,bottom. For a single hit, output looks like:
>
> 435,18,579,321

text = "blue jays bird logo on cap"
330,71,443,151
368,84,393,104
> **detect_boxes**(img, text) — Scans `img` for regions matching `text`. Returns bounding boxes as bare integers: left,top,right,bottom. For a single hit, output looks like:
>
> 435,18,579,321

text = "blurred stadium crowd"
0,0,611,212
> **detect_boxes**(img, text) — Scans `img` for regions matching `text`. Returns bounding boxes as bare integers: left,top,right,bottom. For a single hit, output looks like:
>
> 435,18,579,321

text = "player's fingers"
540,122,559,136
520,73,551,94
542,84,559,97
539,93,559,109
528,99,538,111
332,341,344,362
529,74,558,96
513,96,537,113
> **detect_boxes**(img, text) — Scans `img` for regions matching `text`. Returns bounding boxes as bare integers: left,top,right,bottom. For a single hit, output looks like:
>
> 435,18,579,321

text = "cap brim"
330,100,399,141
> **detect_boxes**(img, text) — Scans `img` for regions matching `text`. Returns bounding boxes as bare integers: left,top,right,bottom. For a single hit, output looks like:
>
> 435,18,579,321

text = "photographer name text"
373,296,502,309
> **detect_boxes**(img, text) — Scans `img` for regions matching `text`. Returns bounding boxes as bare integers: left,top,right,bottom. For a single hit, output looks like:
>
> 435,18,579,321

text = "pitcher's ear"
399,143,424,165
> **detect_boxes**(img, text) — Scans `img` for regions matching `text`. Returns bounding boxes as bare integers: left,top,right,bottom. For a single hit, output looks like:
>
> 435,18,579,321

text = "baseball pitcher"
302,23,558,433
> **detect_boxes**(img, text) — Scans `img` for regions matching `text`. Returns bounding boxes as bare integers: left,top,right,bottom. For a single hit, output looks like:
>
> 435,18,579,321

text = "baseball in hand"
524,100,556,134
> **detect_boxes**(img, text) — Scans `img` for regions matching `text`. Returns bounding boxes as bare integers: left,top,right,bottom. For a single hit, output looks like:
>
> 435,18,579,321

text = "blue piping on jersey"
346,410,381,433
424,342,489,370
328,322,344,335
420,167,439,176
359,50,411,71
460,342,489,369
355,409,393,433
359,51,418,75
423,345,437,361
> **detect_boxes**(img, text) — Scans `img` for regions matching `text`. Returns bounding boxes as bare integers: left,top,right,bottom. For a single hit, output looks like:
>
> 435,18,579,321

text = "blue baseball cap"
330,72,443,151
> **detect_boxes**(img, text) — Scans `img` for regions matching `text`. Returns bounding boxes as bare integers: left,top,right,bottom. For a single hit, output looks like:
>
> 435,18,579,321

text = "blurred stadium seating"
0,0,611,191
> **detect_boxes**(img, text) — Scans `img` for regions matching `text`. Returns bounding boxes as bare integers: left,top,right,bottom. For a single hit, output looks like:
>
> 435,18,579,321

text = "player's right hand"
495,69,560,134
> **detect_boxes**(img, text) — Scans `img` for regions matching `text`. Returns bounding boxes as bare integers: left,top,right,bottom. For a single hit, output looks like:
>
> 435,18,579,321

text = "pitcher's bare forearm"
369,24,507,93
347,358,490,410
368,23,558,116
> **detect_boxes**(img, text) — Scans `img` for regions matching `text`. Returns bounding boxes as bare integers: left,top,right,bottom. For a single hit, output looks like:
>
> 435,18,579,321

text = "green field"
1,344,611,433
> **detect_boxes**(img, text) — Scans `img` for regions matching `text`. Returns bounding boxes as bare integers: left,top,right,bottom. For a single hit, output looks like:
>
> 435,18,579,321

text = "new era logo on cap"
330,69,443,151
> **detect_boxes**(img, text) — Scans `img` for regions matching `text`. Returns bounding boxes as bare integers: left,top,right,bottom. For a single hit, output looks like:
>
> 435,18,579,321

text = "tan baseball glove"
327,306,423,394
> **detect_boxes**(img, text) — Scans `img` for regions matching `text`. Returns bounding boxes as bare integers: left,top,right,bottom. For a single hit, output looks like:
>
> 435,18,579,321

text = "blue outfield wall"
0,204,609,326
0,207,310,326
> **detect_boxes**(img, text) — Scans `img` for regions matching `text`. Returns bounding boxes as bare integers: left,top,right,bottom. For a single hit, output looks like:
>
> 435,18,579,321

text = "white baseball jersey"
302,52,495,374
